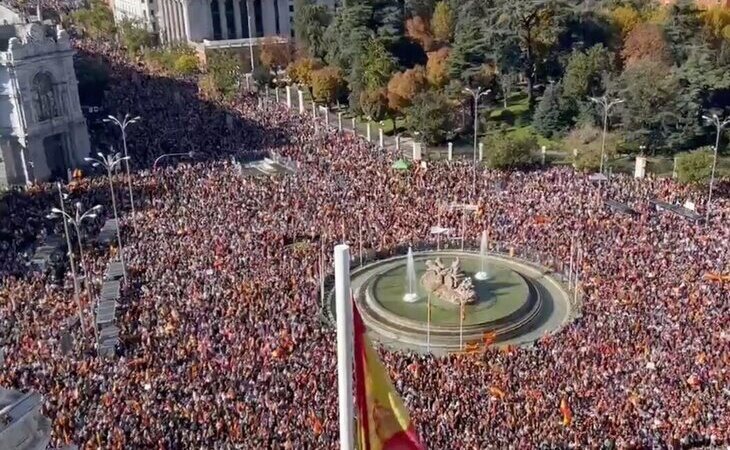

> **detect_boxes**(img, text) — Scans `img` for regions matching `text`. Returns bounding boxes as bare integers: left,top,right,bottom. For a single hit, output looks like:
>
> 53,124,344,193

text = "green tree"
207,51,242,100
663,0,702,64
448,15,487,84
361,38,397,91
486,0,568,109
431,1,455,44
609,5,642,37
71,0,115,39
675,148,714,184
311,66,346,105
533,82,567,138
404,91,454,145
618,60,685,152
293,0,331,58
561,44,613,116
484,133,538,169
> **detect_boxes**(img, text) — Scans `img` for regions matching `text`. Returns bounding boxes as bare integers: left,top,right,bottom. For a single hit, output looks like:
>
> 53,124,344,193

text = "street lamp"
104,113,140,224
153,151,195,171
589,95,624,176
464,87,491,198
48,201,102,330
702,113,730,223
85,152,129,284
46,182,86,334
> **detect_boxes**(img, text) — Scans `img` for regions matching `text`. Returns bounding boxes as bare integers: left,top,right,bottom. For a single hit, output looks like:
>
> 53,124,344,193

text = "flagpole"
459,302,464,350
427,293,431,353
334,244,355,450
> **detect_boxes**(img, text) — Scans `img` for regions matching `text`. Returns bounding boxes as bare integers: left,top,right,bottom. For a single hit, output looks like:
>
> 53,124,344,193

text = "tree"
406,0,436,19
621,23,672,67
207,51,242,100
359,87,390,122
618,60,684,152
373,0,405,47
387,66,427,116
260,37,293,71
498,71,517,108
533,82,567,138
561,44,613,115
484,133,538,169
564,124,620,172
293,0,331,58
609,5,642,37
118,20,154,56
426,48,450,88
448,15,487,84
431,1,455,44
700,7,730,45
663,0,703,64
71,0,115,39
486,0,568,109
404,91,454,145
675,148,714,184
311,66,346,105
287,57,323,89
174,54,199,75
406,16,435,51
361,38,397,91
324,3,372,73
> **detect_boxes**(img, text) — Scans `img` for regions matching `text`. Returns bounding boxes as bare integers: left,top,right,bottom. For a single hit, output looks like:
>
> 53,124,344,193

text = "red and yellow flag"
354,305,426,450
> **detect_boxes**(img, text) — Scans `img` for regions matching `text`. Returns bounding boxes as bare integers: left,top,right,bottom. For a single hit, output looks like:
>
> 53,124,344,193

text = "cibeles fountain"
327,233,577,354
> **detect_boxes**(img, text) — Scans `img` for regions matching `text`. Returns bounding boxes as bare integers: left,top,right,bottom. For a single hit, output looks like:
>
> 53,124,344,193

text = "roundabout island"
328,249,577,354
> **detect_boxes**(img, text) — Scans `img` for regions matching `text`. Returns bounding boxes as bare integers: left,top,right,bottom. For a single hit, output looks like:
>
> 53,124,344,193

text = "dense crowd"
0,39,728,449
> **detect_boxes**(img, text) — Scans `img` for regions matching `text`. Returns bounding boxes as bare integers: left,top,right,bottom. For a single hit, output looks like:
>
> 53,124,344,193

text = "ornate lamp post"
104,114,140,224
85,152,129,284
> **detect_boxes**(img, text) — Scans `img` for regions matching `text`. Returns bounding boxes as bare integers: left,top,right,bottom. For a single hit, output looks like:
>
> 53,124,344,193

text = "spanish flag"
353,305,425,450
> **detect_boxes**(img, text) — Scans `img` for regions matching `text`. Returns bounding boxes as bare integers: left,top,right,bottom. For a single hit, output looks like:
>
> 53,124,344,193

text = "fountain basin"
327,250,574,354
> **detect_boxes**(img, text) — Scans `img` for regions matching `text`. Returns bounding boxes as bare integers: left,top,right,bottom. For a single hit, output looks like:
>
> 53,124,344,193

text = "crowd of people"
0,36,728,449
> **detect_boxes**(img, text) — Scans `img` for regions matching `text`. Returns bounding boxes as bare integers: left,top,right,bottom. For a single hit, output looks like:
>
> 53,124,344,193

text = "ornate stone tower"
0,21,91,187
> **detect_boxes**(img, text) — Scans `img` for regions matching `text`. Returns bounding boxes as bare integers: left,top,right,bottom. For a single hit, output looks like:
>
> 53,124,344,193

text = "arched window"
31,72,58,122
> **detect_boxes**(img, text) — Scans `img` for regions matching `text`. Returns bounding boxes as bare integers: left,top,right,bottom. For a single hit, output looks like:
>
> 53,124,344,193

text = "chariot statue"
421,258,476,305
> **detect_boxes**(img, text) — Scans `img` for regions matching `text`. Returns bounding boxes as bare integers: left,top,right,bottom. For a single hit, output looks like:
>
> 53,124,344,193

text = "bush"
253,65,274,87
119,19,154,56
173,54,199,75
484,133,538,170
676,148,715,184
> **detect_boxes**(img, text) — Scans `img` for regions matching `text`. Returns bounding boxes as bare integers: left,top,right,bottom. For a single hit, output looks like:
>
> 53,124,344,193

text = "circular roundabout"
328,250,577,354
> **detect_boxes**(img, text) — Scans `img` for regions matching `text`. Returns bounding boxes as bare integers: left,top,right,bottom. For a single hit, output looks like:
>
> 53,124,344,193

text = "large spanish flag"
353,304,426,450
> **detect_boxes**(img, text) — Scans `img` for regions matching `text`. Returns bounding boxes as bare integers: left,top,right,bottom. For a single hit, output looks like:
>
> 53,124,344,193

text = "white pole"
358,216,363,266
334,244,355,450
338,112,343,132
568,234,575,289
427,293,431,353
459,302,464,350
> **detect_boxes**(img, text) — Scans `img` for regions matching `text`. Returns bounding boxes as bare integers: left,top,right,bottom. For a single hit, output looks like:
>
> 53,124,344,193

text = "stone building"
115,0,335,50
0,17,90,187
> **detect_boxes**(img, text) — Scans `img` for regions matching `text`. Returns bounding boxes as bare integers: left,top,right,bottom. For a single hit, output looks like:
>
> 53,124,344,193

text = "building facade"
148,0,334,44
112,0,157,32
0,22,91,187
